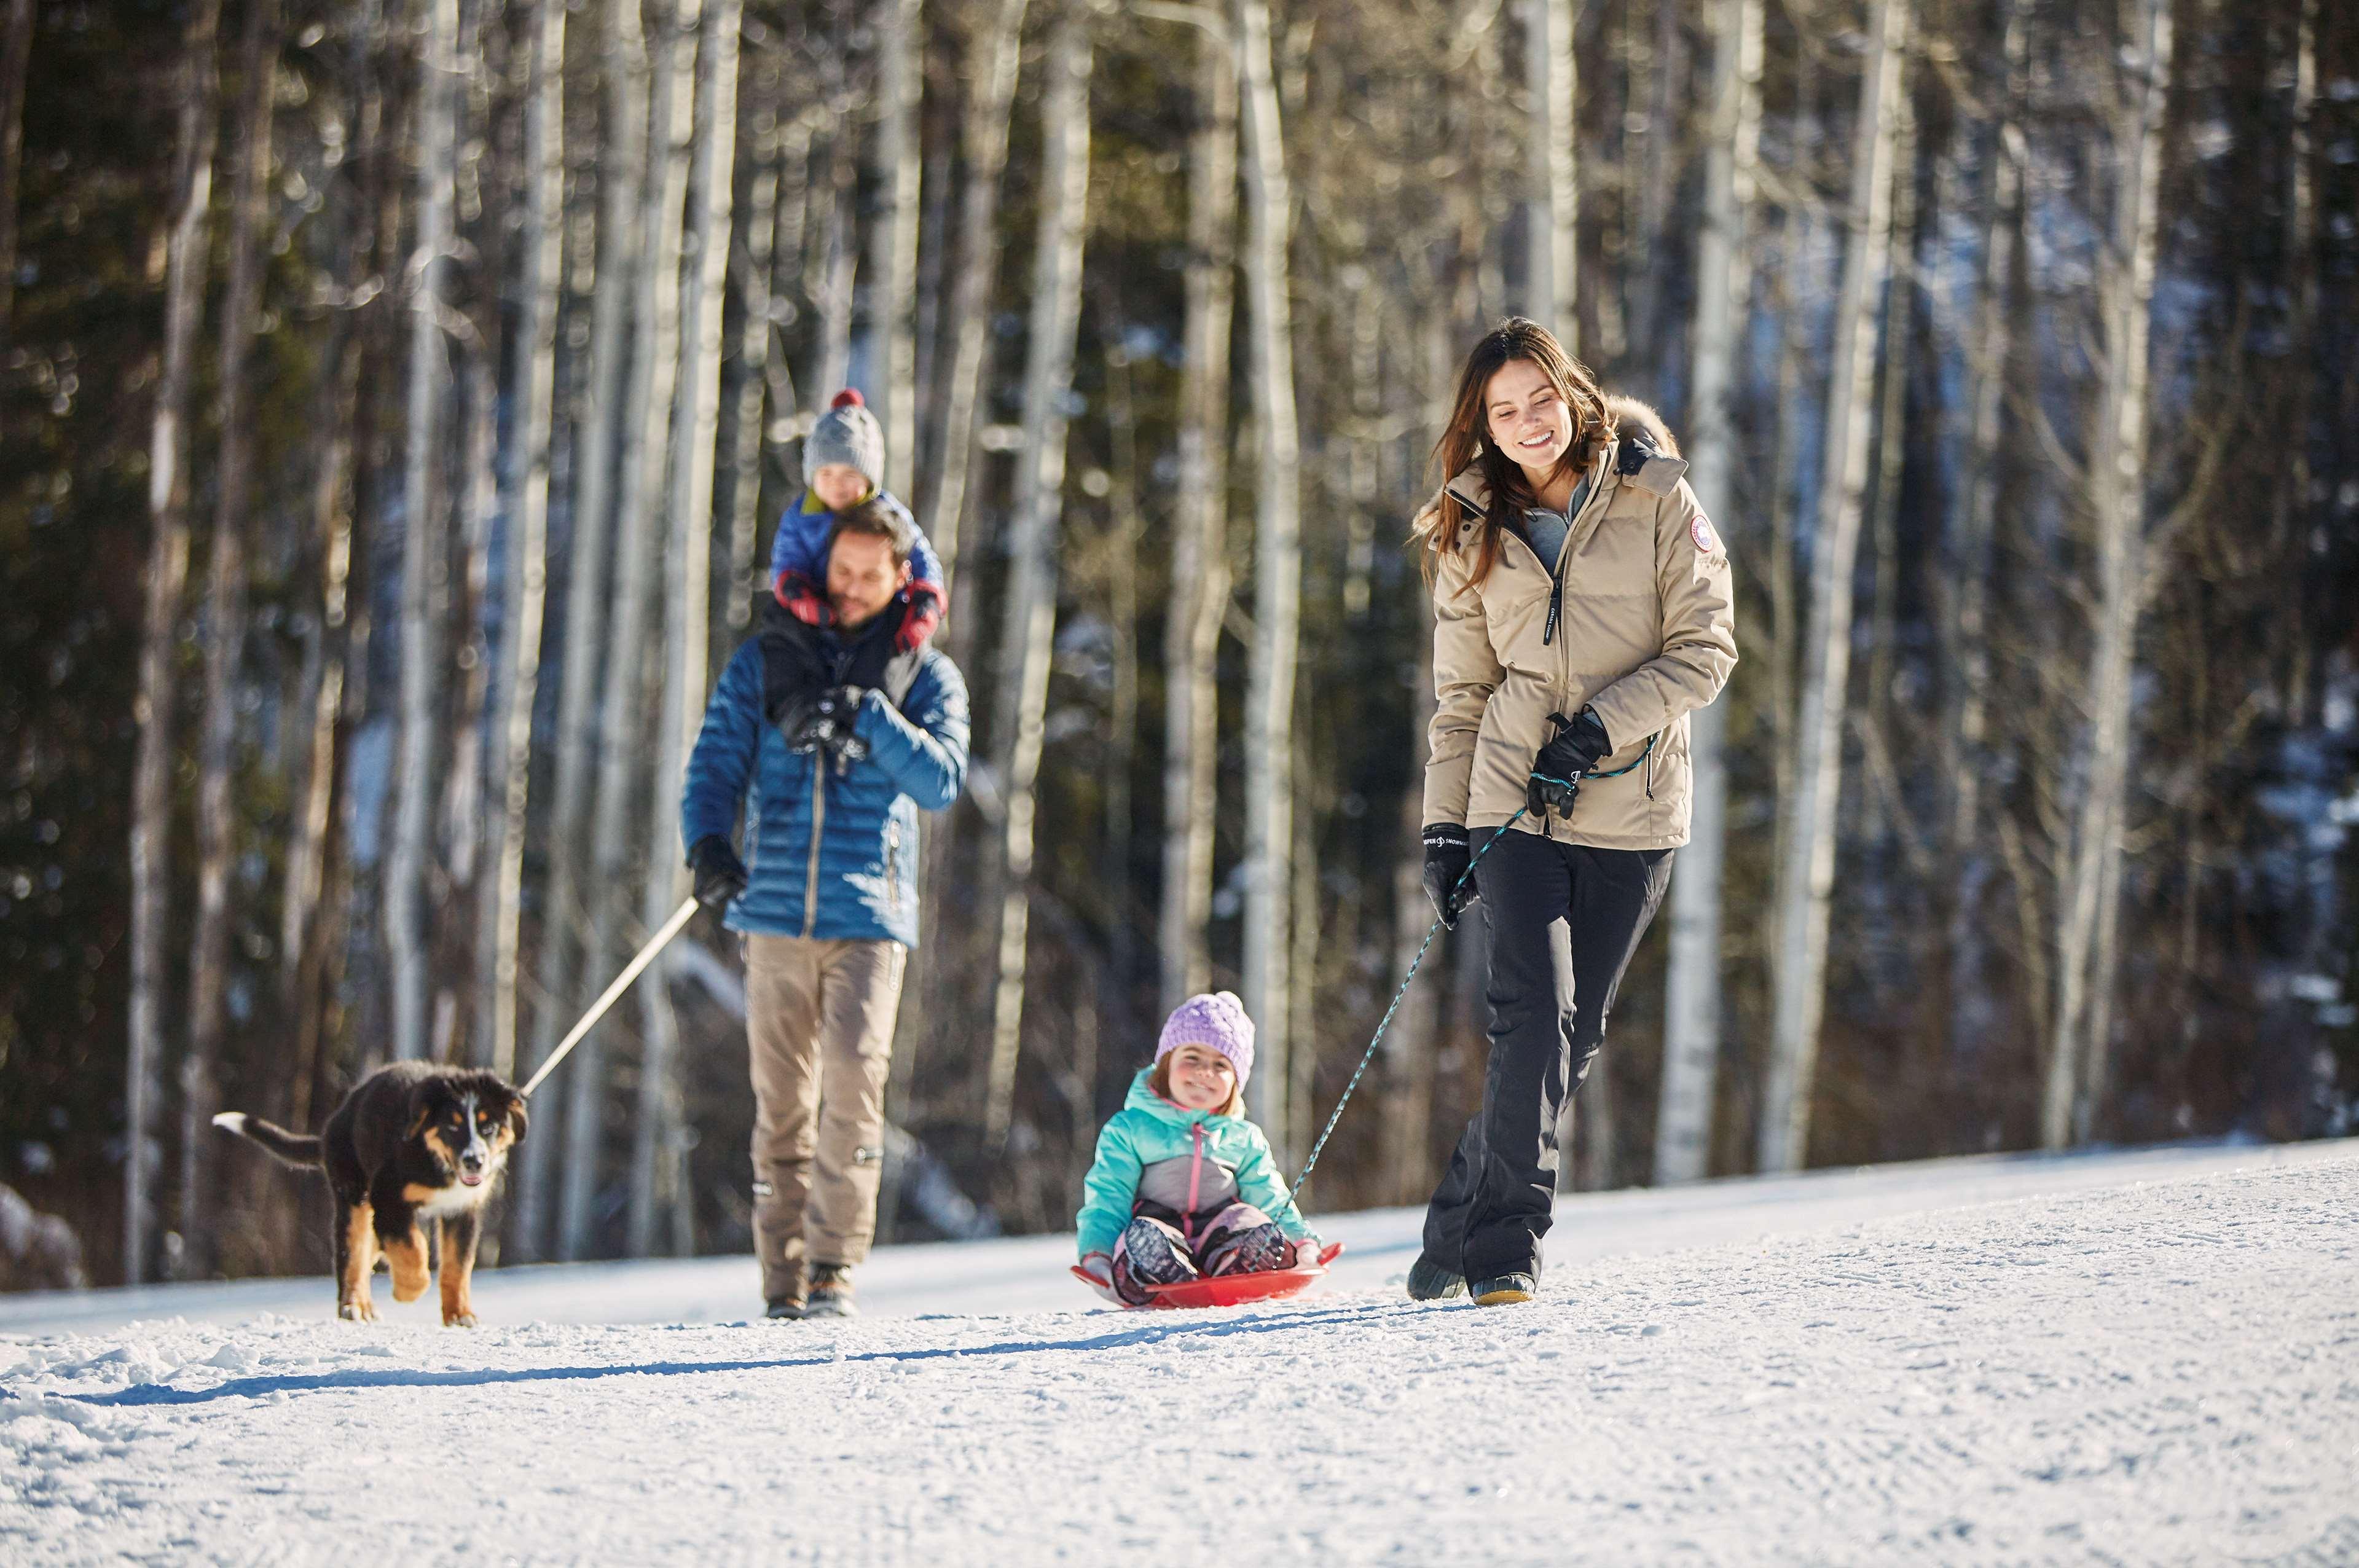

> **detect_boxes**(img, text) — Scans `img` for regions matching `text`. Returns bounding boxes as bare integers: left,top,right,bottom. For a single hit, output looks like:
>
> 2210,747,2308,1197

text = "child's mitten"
1073,1252,1123,1306
895,580,944,654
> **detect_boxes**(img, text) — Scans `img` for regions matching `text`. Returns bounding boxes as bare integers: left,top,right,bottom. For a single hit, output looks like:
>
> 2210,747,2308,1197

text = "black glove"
780,685,869,761
687,835,749,909
1421,823,1478,930
1528,708,1611,818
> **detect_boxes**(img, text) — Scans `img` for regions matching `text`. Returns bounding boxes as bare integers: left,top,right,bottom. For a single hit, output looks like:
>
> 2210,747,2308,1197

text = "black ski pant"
1421,830,1674,1285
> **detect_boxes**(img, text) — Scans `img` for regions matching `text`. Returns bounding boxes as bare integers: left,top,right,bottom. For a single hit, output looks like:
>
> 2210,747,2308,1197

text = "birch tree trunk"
1655,0,1759,1186
1384,621,1440,1203
1523,0,1576,343
567,0,691,1261
811,13,856,404
128,0,222,1284
0,0,33,339
1938,0,2027,1070
632,0,737,1259
387,0,461,1065
473,0,565,1080
719,41,780,636
869,0,920,498
181,0,278,1271
517,0,643,1260
1757,0,1910,1173
983,1,1090,1150
2043,0,2172,1149
1236,0,1301,1148
1159,14,1234,1015
928,0,1027,584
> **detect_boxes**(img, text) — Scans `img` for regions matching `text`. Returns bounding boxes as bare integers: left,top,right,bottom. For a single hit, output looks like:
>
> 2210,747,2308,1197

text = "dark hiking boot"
803,1264,857,1318
1470,1272,1537,1306
1406,1253,1466,1302
765,1295,805,1320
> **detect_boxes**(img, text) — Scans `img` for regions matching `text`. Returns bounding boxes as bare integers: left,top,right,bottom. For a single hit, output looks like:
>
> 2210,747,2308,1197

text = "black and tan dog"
214,1062,526,1326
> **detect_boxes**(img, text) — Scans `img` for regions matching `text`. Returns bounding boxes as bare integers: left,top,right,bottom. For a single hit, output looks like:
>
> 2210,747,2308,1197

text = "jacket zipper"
1183,1122,1204,1247
801,761,826,939
1553,461,1616,839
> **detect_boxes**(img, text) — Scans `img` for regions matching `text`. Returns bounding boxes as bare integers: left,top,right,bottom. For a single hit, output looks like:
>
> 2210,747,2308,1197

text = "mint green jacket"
1075,1068,1313,1259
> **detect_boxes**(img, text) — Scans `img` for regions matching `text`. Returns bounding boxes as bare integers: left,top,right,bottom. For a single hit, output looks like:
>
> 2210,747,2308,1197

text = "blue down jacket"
680,636,969,947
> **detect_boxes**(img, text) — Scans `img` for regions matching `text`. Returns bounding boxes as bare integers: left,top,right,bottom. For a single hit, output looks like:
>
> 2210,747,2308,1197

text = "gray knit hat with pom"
804,388,885,489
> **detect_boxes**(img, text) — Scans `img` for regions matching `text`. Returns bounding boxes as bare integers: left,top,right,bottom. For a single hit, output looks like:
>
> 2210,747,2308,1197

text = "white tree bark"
179,0,274,1272
869,0,921,498
1939,0,2028,1066
632,0,737,1259
1757,0,1910,1173
984,1,1091,1150
387,0,460,1065
1522,0,1576,343
1236,0,1300,1147
1159,12,1233,1016
128,0,221,1285
1655,0,1759,1186
2042,0,2172,1149
473,0,565,1080
720,42,780,635
565,0,691,1261
929,0,1027,586
517,0,643,1260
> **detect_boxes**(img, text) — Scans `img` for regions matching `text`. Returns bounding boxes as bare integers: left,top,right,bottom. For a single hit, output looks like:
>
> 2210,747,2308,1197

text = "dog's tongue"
461,1172,485,1187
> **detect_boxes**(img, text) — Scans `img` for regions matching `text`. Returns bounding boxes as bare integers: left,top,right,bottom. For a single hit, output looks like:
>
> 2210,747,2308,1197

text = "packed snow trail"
5,1142,2357,1565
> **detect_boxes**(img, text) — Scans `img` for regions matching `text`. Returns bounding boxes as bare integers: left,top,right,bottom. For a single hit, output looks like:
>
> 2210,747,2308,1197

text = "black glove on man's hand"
1529,707,1612,817
1421,823,1477,930
688,835,750,909
781,685,868,757
816,686,871,762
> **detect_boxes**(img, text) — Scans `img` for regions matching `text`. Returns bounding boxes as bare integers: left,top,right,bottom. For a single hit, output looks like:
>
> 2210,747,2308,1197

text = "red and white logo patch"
1690,512,1717,553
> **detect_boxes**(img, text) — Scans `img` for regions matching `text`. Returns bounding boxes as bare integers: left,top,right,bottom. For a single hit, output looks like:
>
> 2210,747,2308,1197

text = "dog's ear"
405,1079,444,1142
502,1092,528,1148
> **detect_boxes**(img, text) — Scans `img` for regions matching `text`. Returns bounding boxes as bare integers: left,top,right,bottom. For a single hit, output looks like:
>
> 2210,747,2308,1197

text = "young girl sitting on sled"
1074,992,1325,1305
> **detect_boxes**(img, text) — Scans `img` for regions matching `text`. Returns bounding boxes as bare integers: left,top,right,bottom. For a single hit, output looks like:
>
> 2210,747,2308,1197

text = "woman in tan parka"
1407,318,1737,1307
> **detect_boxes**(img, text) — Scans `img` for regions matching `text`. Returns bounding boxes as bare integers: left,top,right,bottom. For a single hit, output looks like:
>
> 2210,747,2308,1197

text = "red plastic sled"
1074,1242,1344,1310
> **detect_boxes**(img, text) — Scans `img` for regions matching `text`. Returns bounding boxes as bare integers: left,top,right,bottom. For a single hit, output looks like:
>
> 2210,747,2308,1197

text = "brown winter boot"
804,1263,857,1318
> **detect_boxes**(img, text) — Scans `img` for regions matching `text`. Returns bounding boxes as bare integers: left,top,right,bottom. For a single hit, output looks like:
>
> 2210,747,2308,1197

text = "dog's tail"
211,1111,322,1167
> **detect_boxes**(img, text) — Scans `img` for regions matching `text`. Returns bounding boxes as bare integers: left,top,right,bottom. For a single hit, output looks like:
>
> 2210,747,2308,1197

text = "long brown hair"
1417,317,1617,590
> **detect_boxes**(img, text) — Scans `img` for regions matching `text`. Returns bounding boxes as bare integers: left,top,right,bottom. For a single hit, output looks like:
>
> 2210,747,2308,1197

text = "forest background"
1,0,2353,1288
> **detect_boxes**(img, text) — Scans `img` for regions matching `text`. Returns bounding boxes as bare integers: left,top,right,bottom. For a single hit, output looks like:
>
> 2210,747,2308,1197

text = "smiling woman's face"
1483,358,1575,484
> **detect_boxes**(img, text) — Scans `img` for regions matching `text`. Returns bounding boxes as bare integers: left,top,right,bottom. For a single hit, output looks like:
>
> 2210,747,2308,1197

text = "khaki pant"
744,933,907,1301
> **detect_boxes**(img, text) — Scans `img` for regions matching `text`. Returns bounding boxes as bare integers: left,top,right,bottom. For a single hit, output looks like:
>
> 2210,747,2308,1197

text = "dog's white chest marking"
412,1181,496,1220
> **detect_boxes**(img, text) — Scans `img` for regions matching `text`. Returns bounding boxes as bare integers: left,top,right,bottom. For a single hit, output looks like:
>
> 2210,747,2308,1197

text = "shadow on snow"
54,1297,1432,1408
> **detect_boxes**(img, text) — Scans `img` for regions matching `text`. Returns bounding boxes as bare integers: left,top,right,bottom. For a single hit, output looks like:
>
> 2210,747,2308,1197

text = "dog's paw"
442,1311,479,1328
339,1299,379,1323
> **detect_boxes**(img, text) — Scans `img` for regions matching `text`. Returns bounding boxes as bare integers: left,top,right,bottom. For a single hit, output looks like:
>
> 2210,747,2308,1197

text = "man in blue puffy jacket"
681,499,969,1320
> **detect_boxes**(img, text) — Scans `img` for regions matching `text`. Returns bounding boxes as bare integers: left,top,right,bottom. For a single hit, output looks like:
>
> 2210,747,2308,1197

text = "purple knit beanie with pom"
1155,991,1256,1086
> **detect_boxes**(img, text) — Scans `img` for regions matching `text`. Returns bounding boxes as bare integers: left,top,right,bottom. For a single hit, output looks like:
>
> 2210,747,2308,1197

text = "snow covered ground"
5,1138,2356,1564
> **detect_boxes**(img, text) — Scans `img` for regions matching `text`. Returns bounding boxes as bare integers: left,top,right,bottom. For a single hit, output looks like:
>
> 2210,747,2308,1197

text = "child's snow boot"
1198,1205,1293,1277
765,1294,805,1320
1113,1217,1199,1306
1406,1253,1466,1302
1470,1272,1537,1306
803,1263,858,1318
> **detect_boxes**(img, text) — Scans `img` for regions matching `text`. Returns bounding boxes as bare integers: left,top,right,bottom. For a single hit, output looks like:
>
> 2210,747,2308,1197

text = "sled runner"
1073,1242,1344,1309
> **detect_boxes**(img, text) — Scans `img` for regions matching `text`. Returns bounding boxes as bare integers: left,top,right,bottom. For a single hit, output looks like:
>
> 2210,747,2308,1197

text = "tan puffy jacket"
1418,400,1737,850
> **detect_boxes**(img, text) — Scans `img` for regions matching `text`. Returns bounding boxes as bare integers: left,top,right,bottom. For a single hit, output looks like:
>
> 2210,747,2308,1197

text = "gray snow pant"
1421,831,1673,1285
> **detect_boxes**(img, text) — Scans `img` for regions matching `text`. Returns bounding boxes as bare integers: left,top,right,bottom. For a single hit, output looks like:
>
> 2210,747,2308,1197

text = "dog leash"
518,895,701,1099
1287,735,1657,1201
